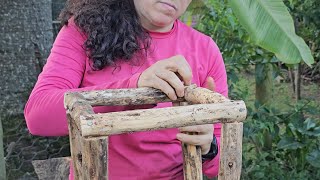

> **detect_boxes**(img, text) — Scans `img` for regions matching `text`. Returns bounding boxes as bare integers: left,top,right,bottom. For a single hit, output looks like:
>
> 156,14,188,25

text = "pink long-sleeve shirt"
24,18,228,179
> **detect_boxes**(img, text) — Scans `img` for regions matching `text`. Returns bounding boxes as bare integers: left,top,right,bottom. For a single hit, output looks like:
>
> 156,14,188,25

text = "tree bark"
80,101,247,138
255,63,273,106
218,123,243,180
294,64,301,101
78,85,228,106
0,0,53,116
176,102,202,180
0,117,5,180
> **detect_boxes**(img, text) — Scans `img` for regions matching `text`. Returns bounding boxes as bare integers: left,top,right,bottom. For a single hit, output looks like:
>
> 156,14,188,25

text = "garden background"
0,0,319,179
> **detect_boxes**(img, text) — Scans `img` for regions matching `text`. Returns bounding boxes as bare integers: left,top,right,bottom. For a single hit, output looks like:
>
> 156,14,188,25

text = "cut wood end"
64,92,88,110
184,84,229,104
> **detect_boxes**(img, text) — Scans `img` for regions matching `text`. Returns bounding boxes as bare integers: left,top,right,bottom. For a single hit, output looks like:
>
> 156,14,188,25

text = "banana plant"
189,0,314,66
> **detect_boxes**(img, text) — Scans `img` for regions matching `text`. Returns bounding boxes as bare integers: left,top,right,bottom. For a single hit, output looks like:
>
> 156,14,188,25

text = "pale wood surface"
67,112,83,179
176,102,203,180
182,141,203,180
218,122,243,180
80,101,246,138
184,85,229,104
64,86,247,180
73,85,228,106
65,93,109,180
82,138,108,180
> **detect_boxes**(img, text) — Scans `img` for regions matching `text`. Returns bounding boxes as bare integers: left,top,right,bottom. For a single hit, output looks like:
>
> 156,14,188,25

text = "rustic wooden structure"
64,85,247,180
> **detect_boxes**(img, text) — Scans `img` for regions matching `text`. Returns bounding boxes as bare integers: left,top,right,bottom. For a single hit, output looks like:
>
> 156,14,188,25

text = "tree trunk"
294,64,301,101
0,118,5,180
255,63,273,106
0,0,53,116
289,67,295,93
52,0,67,20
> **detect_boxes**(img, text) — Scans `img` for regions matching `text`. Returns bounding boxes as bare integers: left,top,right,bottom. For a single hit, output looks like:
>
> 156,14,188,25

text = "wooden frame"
64,85,247,180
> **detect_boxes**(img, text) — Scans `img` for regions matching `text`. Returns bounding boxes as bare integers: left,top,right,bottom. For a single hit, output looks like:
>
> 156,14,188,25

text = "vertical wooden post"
65,93,109,180
178,102,203,180
67,114,109,180
82,138,108,180
67,113,83,179
218,122,243,180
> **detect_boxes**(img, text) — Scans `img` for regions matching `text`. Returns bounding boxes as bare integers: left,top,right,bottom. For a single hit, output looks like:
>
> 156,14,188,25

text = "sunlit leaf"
229,0,314,66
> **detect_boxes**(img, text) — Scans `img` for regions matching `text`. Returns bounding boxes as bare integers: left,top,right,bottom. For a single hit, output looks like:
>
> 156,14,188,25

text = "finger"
176,133,212,146
178,125,212,134
167,56,193,86
206,77,215,91
175,61,192,86
156,71,185,97
149,76,177,101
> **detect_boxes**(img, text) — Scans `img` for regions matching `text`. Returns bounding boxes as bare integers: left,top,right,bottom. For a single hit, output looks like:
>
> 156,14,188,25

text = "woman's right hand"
138,55,193,100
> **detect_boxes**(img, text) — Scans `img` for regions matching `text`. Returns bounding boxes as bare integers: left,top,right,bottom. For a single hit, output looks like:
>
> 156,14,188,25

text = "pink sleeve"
24,20,140,136
202,39,228,178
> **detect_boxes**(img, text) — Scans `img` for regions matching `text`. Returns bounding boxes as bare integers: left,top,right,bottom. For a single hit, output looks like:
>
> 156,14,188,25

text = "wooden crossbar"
64,85,247,180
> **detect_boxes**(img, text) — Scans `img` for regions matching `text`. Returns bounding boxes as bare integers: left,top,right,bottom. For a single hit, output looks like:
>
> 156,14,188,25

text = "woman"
24,0,228,179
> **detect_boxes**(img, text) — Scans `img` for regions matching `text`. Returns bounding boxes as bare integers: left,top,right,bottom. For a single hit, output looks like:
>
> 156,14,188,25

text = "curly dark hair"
59,0,150,70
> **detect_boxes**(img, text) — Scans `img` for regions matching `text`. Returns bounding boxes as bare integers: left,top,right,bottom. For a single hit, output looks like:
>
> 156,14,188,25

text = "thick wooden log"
67,112,84,179
82,138,108,180
65,92,95,121
218,122,243,180
76,85,227,106
79,87,180,106
65,92,108,180
182,140,202,180
80,101,247,138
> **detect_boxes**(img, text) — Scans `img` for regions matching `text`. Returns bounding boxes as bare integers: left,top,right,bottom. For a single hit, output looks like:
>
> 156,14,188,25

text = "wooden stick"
177,102,203,180
67,112,84,179
82,138,108,180
80,101,246,138
218,123,243,180
64,92,108,180
76,85,228,106
184,85,229,104
180,86,229,180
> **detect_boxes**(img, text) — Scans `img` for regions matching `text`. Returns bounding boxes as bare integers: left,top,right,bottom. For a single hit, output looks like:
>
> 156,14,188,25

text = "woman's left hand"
176,77,215,155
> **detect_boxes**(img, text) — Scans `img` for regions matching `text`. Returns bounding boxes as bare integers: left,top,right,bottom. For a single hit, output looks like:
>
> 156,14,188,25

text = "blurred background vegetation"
190,0,320,179
1,0,319,179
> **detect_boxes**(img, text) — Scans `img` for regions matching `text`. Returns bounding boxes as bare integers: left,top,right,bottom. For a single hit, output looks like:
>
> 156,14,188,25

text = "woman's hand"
138,55,193,100
177,77,216,155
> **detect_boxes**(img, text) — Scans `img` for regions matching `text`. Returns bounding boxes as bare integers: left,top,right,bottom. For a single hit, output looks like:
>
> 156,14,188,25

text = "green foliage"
285,0,320,77
192,0,320,179
242,99,320,179
195,0,276,96
229,0,314,66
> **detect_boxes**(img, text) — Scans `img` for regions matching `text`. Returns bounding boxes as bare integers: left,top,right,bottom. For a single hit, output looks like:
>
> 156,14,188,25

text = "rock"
32,157,71,180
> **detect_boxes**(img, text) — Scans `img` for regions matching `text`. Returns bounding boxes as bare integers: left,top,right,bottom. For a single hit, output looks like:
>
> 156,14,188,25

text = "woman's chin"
150,16,176,29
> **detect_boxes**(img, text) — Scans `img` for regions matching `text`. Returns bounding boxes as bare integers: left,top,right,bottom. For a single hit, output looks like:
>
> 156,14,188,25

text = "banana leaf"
228,0,314,65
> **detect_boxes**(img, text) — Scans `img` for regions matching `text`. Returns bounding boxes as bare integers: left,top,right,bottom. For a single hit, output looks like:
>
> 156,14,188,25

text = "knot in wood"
228,162,233,168
77,153,82,164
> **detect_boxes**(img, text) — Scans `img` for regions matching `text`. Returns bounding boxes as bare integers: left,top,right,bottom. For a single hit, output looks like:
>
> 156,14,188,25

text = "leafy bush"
194,0,320,179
